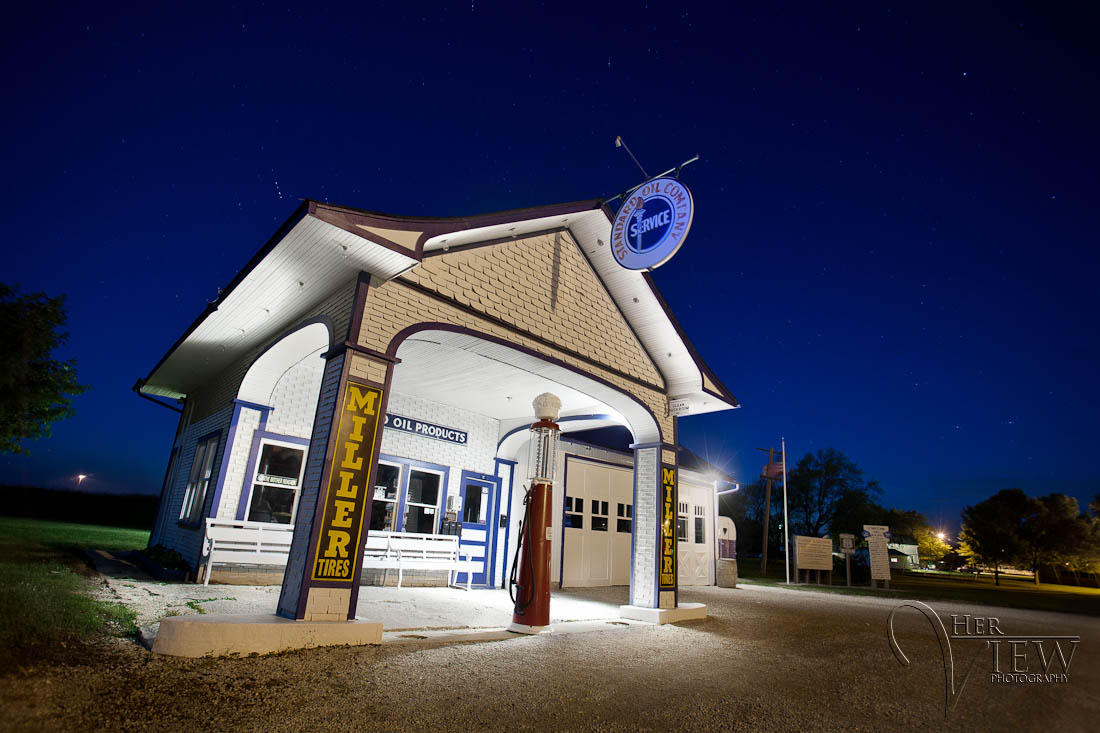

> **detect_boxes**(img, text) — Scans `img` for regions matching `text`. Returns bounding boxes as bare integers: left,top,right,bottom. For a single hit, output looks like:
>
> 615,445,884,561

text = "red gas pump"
508,393,561,634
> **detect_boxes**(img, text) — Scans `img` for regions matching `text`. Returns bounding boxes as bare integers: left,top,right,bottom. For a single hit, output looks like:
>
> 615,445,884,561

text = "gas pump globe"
525,413,558,482
509,392,561,634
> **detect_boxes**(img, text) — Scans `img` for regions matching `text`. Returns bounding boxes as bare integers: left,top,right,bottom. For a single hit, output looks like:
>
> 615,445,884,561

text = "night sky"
3,3,1098,532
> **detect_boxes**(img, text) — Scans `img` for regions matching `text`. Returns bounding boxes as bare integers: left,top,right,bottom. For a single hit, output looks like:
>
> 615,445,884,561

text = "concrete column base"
152,614,383,657
619,602,707,625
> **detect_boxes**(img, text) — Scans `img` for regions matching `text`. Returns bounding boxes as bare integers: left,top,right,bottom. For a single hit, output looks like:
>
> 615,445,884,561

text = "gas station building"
138,197,738,628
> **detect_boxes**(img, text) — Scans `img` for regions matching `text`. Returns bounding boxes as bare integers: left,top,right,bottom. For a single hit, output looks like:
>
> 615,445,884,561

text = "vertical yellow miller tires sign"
311,380,383,582
659,464,678,593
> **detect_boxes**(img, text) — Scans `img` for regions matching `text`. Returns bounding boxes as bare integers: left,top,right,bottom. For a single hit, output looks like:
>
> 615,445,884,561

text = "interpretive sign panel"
863,524,892,581
794,535,833,571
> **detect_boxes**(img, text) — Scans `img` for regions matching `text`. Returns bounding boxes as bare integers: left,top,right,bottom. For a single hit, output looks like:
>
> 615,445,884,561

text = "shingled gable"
399,230,664,390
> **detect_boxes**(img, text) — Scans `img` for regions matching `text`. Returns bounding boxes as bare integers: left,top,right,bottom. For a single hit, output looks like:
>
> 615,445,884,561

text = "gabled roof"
139,198,738,417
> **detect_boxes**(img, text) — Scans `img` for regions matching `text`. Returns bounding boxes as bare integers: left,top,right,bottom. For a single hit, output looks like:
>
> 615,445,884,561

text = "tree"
914,527,951,566
0,284,88,454
1020,494,1083,585
722,478,781,559
829,486,884,536
787,448,872,536
881,508,927,545
958,489,1037,585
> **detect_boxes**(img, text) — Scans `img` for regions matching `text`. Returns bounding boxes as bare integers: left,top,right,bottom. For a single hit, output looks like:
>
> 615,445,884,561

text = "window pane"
248,485,296,524
180,442,207,520
183,436,218,523
565,514,584,529
200,438,217,482
374,464,401,501
592,516,608,532
694,517,705,544
407,470,440,506
677,517,687,541
403,503,437,533
370,499,397,531
187,442,208,486
462,486,483,523
617,518,632,533
256,444,304,485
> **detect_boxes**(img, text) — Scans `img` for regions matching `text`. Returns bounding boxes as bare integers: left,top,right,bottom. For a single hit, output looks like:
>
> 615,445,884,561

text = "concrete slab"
151,613,383,657
619,602,707,624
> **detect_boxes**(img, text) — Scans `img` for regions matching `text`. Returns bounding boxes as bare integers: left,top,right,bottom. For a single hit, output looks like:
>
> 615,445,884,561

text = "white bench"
202,519,478,590
202,519,295,585
364,532,479,590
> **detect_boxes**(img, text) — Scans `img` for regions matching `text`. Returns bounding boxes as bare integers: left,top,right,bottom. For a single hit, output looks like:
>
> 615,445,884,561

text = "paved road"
1,583,1095,731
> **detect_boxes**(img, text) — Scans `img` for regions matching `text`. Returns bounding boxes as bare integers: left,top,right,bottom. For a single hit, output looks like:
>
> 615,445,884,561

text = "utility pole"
756,447,775,575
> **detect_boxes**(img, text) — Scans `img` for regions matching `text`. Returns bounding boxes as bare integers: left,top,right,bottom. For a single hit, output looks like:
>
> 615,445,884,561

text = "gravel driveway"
2,578,1096,731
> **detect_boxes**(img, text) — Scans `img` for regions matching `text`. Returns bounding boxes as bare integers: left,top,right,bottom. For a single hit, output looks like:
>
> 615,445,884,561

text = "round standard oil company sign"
610,177,694,270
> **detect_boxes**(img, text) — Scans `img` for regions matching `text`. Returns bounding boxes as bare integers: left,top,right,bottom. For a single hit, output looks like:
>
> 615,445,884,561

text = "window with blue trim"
370,461,402,531
179,434,219,526
403,469,442,533
247,440,307,524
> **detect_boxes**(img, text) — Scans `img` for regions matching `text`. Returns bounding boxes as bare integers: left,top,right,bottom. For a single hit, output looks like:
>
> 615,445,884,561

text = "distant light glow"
77,474,87,485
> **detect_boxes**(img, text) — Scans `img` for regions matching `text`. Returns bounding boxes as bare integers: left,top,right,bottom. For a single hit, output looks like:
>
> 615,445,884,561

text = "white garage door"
560,458,715,588
561,457,632,587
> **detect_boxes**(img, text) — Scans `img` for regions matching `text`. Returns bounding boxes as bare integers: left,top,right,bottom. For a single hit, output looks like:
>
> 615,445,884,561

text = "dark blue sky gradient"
3,2,1097,532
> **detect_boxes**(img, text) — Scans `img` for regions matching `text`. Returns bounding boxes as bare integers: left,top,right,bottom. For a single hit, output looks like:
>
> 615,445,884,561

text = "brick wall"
152,405,234,567
214,407,262,519
266,351,326,437
277,352,345,618
631,445,659,608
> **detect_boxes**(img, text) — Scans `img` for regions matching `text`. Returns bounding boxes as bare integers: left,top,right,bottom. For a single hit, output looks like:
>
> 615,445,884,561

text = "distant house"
888,543,919,570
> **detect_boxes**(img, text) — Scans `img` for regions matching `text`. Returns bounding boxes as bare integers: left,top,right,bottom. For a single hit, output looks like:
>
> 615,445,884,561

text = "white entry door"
561,458,633,587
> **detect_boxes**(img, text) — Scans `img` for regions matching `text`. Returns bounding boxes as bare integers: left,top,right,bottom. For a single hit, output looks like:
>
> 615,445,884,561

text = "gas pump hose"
508,484,536,613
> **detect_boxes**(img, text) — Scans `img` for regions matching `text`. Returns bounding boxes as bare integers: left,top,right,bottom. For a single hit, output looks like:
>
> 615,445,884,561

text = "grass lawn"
0,517,150,671
738,561,1100,616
